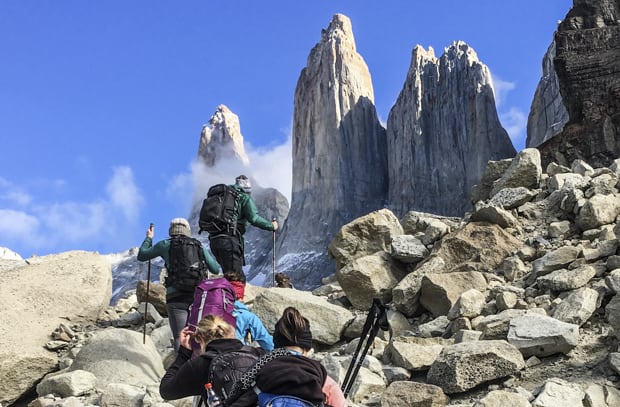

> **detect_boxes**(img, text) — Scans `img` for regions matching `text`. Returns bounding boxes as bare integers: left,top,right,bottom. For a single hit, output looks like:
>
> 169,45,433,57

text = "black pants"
209,235,245,282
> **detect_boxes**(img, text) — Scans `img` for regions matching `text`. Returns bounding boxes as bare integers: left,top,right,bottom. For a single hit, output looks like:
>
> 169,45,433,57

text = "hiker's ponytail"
274,307,313,350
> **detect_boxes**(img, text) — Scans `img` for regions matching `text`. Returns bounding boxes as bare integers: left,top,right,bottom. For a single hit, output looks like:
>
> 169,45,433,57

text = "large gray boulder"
576,194,620,231
0,251,112,406
328,208,403,271
531,378,585,407
69,328,164,388
427,340,525,394
507,314,579,357
251,288,355,345
381,381,450,407
336,251,407,310
420,272,488,317
431,222,521,273
490,148,542,197
552,287,599,326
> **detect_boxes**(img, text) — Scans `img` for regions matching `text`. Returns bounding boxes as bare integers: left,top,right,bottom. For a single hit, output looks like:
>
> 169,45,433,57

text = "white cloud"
105,166,144,221
0,167,144,257
43,201,108,242
491,74,516,109
500,107,527,149
0,209,41,247
0,177,32,206
164,170,195,215
245,135,292,203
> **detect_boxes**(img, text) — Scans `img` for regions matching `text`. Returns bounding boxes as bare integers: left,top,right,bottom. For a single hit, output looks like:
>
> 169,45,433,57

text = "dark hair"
274,307,313,350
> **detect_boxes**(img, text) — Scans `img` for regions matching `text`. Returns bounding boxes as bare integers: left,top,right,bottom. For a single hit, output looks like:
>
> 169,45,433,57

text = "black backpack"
166,235,209,292
199,184,241,235
201,346,264,407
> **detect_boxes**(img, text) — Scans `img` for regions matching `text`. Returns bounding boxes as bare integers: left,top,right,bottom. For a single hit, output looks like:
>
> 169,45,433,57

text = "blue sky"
0,1,572,258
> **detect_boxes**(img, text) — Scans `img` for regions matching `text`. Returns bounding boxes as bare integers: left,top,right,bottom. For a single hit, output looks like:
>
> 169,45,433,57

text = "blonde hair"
195,315,235,348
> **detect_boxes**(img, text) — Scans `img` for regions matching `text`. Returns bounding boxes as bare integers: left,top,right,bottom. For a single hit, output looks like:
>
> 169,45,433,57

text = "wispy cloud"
491,75,516,109
0,209,41,248
106,166,144,220
0,167,144,257
246,135,292,203
0,177,32,206
500,107,527,149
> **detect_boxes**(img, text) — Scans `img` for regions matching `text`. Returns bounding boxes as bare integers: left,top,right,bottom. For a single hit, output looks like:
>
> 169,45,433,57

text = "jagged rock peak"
197,104,249,167
320,13,355,47
387,40,515,217
410,41,483,71
443,40,480,63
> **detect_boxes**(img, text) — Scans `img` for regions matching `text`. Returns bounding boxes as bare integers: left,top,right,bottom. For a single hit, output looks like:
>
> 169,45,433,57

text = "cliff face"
538,0,620,168
386,42,516,217
526,41,569,148
276,14,388,288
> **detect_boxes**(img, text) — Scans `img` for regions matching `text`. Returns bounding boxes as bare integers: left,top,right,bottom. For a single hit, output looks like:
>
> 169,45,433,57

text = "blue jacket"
234,300,274,351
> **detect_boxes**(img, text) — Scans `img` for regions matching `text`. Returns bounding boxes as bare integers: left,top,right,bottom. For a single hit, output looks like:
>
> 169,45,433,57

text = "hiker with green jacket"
208,175,277,283
137,218,219,350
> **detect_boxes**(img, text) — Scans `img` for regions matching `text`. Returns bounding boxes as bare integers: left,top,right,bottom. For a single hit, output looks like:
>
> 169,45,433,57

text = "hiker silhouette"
137,218,219,351
202,175,278,283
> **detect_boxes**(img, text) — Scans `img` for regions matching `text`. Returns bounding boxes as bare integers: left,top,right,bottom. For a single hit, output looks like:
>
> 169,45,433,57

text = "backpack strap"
224,348,291,406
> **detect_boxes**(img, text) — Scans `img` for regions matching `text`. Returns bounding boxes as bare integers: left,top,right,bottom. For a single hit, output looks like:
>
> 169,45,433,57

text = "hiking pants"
209,235,245,282
167,301,191,351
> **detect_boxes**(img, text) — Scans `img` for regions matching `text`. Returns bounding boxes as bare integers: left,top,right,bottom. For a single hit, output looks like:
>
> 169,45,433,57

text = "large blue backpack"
257,393,317,407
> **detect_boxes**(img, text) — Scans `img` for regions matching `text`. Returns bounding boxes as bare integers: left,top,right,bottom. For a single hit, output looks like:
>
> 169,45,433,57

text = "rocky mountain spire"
276,14,388,288
538,0,620,168
386,42,516,217
197,104,249,167
526,40,569,148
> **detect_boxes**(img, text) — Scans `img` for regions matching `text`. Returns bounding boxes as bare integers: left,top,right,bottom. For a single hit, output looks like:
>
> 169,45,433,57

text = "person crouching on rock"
159,315,264,403
255,307,346,407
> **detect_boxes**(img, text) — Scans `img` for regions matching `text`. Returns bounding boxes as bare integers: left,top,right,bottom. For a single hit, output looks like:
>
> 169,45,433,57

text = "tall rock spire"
197,104,249,167
386,42,516,217
277,14,388,288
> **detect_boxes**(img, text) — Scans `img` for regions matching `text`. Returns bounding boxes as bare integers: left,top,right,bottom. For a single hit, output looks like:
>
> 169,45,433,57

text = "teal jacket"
137,236,220,298
232,185,275,249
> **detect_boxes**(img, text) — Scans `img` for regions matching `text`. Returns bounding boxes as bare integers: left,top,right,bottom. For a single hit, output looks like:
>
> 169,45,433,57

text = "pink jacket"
323,375,347,407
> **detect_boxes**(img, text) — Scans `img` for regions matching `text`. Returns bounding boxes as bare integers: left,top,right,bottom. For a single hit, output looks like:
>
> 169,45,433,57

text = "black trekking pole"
272,217,276,288
143,222,154,345
341,299,390,398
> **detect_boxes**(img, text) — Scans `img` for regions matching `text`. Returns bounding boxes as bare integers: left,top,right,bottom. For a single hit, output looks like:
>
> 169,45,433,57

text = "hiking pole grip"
143,222,154,345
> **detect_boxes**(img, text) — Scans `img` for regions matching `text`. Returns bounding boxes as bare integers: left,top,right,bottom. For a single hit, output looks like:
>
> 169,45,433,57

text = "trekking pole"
341,299,390,398
143,222,154,345
272,218,276,288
